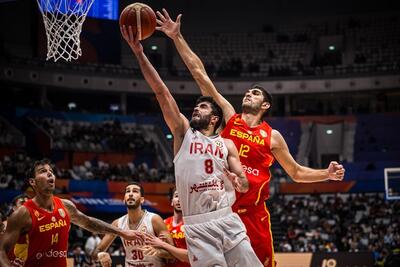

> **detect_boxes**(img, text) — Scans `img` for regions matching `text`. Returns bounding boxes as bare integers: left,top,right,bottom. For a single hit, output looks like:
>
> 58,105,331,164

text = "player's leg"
184,223,227,267
238,204,276,267
224,237,263,267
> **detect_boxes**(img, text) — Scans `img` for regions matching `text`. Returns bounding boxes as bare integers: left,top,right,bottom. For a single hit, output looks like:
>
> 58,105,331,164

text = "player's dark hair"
196,96,223,130
26,159,53,179
251,84,272,116
126,181,144,197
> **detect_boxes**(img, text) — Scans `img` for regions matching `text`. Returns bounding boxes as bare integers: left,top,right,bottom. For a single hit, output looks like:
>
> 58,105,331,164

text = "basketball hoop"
36,0,95,62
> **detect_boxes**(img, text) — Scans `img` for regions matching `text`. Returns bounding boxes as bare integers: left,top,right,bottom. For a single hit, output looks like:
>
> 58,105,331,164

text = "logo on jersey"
190,179,224,193
139,225,148,233
260,129,268,138
170,229,185,239
34,210,45,221
39,219,67,232
229,129,265,145
58,209,66,218
35,250,67,260
242,164,260,176
189,142,224,159
214,140,223,148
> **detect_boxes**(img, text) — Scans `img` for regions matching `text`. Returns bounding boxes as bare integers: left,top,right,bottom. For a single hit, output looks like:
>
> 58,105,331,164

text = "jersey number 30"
131,250,144,260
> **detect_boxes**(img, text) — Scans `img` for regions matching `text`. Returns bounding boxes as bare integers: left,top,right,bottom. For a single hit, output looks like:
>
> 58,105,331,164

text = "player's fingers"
120,26,127,38
156,19,163,26
156,11,166,22
176,14,182,24
162,8,171,20
331,161,338,166
128,26,134,41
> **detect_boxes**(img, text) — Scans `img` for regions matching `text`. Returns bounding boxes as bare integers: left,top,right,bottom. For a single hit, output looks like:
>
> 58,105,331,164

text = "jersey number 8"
204,159,214,174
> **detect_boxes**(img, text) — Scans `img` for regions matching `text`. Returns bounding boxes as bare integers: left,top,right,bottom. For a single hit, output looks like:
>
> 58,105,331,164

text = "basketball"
119,3,157,40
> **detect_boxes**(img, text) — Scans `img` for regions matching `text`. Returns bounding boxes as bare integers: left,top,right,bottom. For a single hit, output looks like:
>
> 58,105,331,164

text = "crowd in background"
273,193,399,266
33,118,155,153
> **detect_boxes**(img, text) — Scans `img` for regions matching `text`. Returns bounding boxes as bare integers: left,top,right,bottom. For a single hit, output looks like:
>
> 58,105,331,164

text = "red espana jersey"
164,216,190,267
20,197,70,267
221,114,275,208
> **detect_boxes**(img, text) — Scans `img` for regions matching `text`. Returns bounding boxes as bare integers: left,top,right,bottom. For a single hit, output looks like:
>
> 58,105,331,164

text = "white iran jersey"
117,211,163,267
174,128,236,217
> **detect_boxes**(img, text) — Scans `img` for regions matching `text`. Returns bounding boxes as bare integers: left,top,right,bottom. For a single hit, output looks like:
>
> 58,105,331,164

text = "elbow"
289,167,303,183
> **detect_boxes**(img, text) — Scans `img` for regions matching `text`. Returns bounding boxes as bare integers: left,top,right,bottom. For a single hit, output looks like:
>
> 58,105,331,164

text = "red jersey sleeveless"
164,216,190,267
221,114,275,208
21,196,70,267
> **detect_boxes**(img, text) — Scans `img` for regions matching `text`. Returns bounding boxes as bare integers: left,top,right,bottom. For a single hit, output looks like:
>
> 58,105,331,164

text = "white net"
36,0,95,62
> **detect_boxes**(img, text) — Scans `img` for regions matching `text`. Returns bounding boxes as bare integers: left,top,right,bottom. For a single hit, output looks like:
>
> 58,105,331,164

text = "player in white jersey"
121,26,263,267
93,182,173,267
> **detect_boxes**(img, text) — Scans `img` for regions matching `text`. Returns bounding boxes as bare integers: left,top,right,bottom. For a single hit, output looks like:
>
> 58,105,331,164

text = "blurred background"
0,0,399,266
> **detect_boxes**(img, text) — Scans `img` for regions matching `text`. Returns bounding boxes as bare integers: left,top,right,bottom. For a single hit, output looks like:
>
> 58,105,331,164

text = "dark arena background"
0,0,399,266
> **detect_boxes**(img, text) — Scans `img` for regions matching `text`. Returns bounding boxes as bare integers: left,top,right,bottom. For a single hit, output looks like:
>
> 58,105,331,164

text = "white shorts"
183,207,263,267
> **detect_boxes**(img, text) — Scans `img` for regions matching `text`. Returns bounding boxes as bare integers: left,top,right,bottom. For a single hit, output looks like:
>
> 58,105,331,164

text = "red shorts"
234,202,276,267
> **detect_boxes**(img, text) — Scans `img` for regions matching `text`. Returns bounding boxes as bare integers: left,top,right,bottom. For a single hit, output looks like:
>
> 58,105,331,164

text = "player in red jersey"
2,194,30,266
0,159,145,267
153,189,190,267
156,9,346,267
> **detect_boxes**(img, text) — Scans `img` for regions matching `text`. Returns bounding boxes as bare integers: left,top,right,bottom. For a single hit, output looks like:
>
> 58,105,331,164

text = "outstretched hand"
143,232,168,249
223,168,246,193
327,161,345,181
120,25,143,55
156,8,182,39
121,229,146,242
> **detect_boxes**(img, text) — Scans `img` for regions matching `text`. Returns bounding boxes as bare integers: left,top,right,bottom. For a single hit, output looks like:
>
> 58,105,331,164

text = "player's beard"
125,199,141,210
242,101,262,115
190,114,212,131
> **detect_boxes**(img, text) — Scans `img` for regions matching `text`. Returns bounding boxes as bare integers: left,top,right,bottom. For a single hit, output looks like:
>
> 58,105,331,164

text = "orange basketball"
119,3,157,40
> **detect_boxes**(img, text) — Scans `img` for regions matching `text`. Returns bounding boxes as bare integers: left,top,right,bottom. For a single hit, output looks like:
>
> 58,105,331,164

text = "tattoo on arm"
62,199,122,235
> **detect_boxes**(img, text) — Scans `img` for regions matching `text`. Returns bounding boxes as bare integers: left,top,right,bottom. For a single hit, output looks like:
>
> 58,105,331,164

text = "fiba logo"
322,258,337,267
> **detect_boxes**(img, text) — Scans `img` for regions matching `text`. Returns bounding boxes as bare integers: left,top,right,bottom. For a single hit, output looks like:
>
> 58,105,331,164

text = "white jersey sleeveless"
174,128,236,217
117,210,164,267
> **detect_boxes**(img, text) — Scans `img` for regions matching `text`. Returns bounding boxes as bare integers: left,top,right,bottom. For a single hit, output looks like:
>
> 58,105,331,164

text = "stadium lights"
68,102,77,110
110,104,120,112
326,129,333,134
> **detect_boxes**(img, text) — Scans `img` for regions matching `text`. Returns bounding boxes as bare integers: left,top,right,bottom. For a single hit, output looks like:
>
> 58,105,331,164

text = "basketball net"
35,0,95,62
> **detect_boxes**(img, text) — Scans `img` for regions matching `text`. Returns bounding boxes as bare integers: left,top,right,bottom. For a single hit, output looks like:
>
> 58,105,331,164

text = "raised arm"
62,199,143,241
225,138,249,193
156,9,235,122
271,130,345,183
121,25,189,153
0,207,31,267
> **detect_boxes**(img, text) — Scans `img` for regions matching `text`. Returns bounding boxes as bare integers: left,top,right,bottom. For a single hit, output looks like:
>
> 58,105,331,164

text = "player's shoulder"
163,216,173,224
7,205,32,231
222,137,235,148
271,129,283,139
